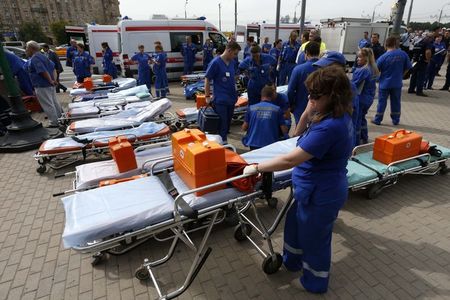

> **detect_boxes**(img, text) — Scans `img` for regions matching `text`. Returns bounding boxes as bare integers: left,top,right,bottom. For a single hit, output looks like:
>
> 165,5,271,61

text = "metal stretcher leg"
134,210,219,300
234,187,295,274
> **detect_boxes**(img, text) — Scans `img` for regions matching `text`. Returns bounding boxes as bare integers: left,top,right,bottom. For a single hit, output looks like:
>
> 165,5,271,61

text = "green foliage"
409,21,450,31
50,20,69,45
18,22,48,43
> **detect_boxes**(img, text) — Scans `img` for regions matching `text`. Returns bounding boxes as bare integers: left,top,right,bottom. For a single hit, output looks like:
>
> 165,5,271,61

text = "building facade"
0,0,120,42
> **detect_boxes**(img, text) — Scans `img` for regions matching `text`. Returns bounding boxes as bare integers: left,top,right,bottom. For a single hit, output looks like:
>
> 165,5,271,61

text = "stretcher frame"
349,143,449,199
34,128,172,174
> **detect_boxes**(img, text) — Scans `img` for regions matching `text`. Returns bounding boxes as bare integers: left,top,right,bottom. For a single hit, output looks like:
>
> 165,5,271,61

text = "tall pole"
185,0,188,19
406,0,414,26
234,0,237,36
372,1,383,23
391,0,407,37
299,0,306,37
218,3,222,31
439,3,450,25
275,0,281,41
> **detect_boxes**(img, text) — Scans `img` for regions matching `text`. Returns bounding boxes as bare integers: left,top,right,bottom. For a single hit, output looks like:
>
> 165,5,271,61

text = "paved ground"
0,72,449,300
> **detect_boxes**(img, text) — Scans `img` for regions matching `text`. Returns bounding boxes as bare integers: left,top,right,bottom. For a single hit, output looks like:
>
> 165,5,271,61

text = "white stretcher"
61,137,449,299
180,72,205,86
72,85,150,103
34,122,171,174
66,98,174,135
69,77,137,97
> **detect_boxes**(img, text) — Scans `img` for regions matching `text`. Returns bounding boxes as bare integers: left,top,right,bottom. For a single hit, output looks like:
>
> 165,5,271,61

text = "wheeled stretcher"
60,136,449,299
180,72,205,86
34,122,171,174
69,77,137,97
66,98,174,135
72,84,150,103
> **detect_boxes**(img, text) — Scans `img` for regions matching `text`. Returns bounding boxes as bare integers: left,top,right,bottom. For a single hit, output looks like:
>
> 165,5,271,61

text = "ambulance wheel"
234,223,252,242
440,164,449,175
135,265,150,281
262,253,283,275
367,184,382,200
36,165,46,174
267,197,278,208
91,253,104,266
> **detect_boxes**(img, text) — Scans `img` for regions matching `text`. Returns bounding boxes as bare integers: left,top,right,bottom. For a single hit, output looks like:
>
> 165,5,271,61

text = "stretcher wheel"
135,265,150,281
91,253,104,266
234,223,252,242
262,253,283,275
367,183,382,200
224,207,239,226
440,164,449,175
36,165,47,174
267,197,278,208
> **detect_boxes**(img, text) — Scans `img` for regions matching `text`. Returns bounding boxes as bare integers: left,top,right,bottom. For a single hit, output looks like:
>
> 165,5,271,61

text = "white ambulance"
117,18,228,79
87,24,121,75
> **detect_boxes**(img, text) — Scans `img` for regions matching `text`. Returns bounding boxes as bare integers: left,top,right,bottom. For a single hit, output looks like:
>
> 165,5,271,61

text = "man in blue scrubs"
373,37,412,126
65,39,77,67
73,43,95,84
131,45,152,92
269,39,283,85
288,41,320,124
243,37,254,60
204,41,241,142
239,45,277,105
278,31,301,85
242,85,288,149
202,38,214,71
181,36,198,75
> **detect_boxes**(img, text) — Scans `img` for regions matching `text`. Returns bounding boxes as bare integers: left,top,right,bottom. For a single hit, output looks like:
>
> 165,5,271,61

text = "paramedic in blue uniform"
262,37,272,54
243,36,254,60
408,34,433,97
287,41,320,125
424,34,446,90
181,36,198,75
202,38,214,71
204,41,241,142
278,31,301,86
243,66,354,294
372,37,412,126
4,48,34,96
101,42,117,79
131,45,152,92
73,43,95,84
154,41,170,95
269,39,282,85
271,86,292,135
242,85,288,150
351,48,378,144
152,44,168,98
65,39,77,67
239,45,277,105
351,32,371,72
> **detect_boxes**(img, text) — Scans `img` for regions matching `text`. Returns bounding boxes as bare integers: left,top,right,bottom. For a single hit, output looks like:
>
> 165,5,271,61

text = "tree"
50,20,68,45
18,22,48,43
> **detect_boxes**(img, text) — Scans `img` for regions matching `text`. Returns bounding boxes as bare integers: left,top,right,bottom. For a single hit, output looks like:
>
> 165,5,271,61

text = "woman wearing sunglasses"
244,65,354,294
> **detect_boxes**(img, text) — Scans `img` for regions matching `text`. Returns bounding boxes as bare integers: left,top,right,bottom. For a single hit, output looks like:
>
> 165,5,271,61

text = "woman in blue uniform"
244,66,354,294
262,37,272,54
351,48,379,144
269,39,282,85
152,44,168,98
239,45,277,105
131,45,152,92
73,43,94,83
278,31,301,85
101,42,117,79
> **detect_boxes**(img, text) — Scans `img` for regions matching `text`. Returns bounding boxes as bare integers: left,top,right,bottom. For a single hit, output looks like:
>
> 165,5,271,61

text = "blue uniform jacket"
238,53,277,89
153,52,167,75
280,41,301,64
131,52,151,73
181,43,198,65
269,47,280,62
351,66,376,105
205,56,237,105
262,43,272,54
26,52,55,88
376,49,412,89
73,51,94,78
102,48,116,75
203,43,214,61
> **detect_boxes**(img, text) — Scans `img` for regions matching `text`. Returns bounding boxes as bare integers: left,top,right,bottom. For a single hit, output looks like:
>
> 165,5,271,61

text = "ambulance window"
209,33,228,49
170,32,203,52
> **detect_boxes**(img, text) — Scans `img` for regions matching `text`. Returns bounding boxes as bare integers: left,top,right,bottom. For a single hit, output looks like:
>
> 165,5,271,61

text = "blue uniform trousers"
183,62,194,75
278,62,296,86
359,99,374,144
424,61,437,89
283,179,347,293
138,69,152,92
155,72,167,98
374,88,401,125
247,82,265,106
408,62,427,94
214,103,234,142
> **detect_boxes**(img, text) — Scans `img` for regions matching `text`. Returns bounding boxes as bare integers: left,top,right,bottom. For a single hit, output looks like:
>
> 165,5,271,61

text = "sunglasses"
308,92,324,100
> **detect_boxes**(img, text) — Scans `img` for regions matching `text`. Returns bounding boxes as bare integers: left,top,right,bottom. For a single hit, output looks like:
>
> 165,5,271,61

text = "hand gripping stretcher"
34,122,171,174
60,136,449,299
65,98,174,135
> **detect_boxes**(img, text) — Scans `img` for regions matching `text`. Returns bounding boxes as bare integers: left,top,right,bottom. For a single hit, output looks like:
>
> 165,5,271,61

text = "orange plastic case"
108,136,138,173
172,129,226,196
83,77,94,91
373,129,422,165
102,74,112,83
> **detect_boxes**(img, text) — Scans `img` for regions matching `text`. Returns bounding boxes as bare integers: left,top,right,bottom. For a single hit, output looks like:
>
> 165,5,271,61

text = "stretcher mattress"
75,134,223,190
176,97,248,122
68,101,151,118
68,94,151,110
68,98,172,134
39,122,169,155
70,78,137,97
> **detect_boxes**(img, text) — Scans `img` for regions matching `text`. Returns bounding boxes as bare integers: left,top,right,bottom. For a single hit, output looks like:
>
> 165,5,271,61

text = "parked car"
4,46,27,59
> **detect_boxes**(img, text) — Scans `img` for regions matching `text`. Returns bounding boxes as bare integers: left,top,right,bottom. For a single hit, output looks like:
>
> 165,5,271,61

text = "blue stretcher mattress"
62,137,449,248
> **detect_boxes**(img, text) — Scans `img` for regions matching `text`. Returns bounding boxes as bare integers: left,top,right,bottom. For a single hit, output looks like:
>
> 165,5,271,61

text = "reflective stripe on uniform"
284,243,303,255
302,262,329,278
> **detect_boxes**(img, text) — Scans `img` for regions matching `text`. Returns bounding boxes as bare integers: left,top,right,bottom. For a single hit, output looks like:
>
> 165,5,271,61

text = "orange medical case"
172,129,226,196
83,77,94,91
196,94,207,109
373,129,422,165
108,136,138,173
102,74,112,83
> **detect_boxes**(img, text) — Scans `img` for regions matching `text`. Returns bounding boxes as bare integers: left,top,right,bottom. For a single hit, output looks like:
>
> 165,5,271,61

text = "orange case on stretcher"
373,129,422,165
83,77,94,91
108,136,138,173
172,129,226,196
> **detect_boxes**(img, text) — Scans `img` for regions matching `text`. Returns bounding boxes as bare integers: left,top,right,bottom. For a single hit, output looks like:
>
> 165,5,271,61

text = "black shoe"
407,90,415,94
416,92,428,97
371,119,381,125
45,124,59,128
439,87,449,91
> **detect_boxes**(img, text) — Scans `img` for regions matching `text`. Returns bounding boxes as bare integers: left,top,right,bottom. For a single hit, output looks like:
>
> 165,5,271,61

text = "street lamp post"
218,3,222,31
372,1,383,22
438,2,450,24
184,0,188,19
293,1,301,23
